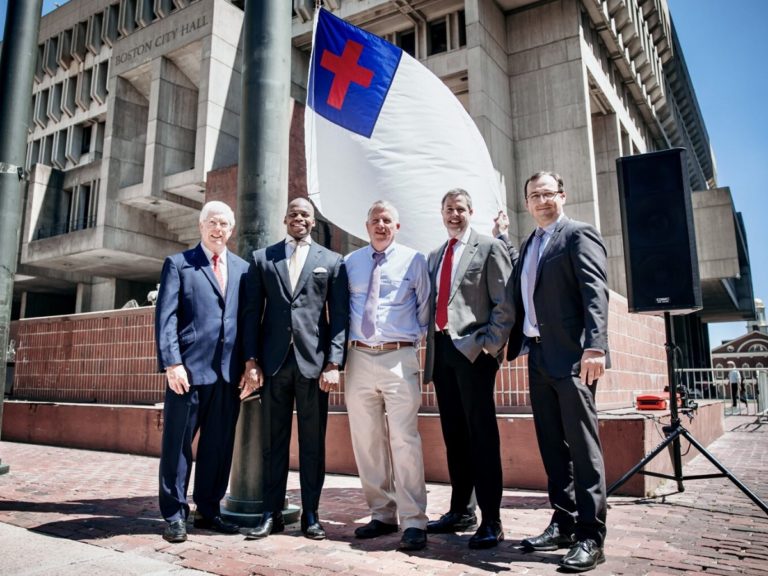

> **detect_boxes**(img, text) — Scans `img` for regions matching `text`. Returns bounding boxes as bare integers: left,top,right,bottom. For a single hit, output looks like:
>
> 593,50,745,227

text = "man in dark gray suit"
507,171,609,572
242,197,349,541
424,188,514,549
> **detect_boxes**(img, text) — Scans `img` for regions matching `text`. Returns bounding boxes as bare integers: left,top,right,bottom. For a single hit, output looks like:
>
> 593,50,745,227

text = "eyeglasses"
526,191,561,203
205,219,231,230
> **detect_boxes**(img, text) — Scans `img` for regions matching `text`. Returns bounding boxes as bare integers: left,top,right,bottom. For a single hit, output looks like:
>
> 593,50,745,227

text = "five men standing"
345,201,431,551
154,174,610,573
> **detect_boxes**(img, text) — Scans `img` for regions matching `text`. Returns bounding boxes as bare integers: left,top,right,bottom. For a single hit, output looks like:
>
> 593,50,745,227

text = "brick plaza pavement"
0,415,767,575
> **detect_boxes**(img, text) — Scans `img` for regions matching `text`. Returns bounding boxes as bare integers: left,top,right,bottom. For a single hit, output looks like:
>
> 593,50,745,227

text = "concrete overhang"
20,226,186,283
692,187,755,323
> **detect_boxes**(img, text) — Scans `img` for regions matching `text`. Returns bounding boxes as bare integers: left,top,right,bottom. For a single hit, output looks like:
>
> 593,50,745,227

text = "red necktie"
212,253,225,293
436,238,458,330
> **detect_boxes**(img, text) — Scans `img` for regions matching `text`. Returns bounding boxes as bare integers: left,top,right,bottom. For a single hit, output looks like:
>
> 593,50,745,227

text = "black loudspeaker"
616,148,702,315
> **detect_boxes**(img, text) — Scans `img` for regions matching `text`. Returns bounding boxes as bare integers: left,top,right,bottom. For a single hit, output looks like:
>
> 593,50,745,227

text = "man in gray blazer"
424,189,514,549
507,171,609,572
242,197,349,541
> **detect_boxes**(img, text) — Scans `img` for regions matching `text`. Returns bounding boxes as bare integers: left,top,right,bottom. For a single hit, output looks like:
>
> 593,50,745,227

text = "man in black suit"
507,171,609,572
423,189,514,549
242,198,349,541
155,201,249,543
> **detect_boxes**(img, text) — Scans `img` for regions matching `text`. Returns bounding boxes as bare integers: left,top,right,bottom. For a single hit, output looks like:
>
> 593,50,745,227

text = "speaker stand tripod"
607,313,768,516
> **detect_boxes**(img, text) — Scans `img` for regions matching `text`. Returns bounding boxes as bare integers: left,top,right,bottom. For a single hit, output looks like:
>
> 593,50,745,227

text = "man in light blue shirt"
345,200,430,551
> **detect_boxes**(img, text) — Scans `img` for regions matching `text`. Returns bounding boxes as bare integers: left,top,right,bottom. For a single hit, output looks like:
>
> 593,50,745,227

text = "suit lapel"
224,251,239,304
450,229,478,302
196,244,224,299
291,241,320,298
272,242,293,298
534,216,569,291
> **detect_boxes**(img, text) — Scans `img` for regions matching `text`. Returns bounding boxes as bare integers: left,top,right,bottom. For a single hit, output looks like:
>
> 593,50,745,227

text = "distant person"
242,198,349,541
727,361,746,414
155,201,249,543
423,188,514,550
507,171,610,572
345,201,430,551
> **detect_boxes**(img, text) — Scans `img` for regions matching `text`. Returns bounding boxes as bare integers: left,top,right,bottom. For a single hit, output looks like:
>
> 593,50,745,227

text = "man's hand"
579,350,606,384
492,210,509,237
239,359,264,399
319,363,340,393
166,364,190,395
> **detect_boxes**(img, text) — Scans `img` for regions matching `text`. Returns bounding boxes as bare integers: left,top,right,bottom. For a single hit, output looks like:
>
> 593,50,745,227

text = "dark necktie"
212,253,225,293
436,238,459,330
361,251,386,338
525,228,545,329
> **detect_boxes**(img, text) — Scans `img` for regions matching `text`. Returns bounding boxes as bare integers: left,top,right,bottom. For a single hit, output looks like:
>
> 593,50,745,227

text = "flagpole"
223,0,295,526
0,0,44,476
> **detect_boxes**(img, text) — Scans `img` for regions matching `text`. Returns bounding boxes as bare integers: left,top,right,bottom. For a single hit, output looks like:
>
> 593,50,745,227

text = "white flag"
305,9,504,253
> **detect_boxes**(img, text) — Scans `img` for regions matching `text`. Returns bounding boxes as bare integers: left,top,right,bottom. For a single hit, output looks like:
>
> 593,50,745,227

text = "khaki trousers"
345,346,428,529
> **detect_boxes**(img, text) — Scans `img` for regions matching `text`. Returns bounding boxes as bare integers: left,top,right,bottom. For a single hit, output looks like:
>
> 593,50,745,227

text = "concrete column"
464,0,517,240
507,0,598,233
225,0,294,526
593,112,626,296
0,0,43,473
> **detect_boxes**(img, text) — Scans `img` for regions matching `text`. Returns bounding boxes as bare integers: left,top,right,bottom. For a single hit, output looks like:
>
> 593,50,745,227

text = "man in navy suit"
507,171,610,572
242,198,349,541
155,201,250,543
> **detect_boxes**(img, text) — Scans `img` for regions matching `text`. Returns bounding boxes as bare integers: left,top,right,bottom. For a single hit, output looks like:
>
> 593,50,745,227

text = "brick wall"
10,308,163,405
9,290,667,409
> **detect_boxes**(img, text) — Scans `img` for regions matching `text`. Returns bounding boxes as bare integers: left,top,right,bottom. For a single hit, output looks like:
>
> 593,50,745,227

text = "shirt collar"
200,243,227,263
367,241,397,258
453,225,472,246
285,235,313,246
540,214,564,236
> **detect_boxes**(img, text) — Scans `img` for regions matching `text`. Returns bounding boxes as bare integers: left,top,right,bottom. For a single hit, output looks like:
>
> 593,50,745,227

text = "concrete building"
11,0,754,369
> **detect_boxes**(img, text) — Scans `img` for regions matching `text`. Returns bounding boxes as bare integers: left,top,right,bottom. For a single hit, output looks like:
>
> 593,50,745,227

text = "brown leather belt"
350,341,413,351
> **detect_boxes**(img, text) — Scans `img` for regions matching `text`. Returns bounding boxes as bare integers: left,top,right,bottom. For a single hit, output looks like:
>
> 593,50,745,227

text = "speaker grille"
616,148,702,315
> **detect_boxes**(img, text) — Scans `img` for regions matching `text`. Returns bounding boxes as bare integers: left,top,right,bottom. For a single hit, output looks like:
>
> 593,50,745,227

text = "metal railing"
675,367,768,416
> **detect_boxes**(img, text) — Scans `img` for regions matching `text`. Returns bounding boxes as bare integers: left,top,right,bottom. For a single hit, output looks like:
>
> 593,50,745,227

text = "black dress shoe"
245,511,285,540
426,511,478,534
520,523,576,551
398,527,427,551
163,519,187,543
559,539,605,572
301,510,326,540
354,519,399,539
193,514,240,534
468,520,504,549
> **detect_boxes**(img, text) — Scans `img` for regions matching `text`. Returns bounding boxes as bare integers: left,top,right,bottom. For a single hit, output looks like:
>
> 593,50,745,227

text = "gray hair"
367,200,400,223
441,188,473,210
199,201,235,227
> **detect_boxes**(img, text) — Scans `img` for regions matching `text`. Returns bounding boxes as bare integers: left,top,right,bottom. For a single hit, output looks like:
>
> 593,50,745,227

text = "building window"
458,10,466,47
748,344,767,352
428,18,447,56
81,124,93,155
397,28,416,57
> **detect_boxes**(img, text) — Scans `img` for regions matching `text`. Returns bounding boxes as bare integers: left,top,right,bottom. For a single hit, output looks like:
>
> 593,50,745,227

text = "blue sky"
2,0,765,348
668,0,767,346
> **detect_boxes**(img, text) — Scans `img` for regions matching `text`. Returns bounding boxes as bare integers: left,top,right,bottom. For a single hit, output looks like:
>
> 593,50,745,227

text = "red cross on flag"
305,8,505,253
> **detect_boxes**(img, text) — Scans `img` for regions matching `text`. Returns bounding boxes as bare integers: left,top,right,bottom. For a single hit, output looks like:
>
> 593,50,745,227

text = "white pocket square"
313,267,328,273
